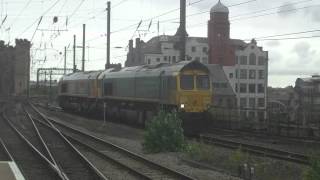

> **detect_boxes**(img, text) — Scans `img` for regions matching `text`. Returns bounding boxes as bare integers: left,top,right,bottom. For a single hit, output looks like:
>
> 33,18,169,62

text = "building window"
240,98,247,108
172,56,176,63
229,73,233,79
249,98,255,108
202,57,208,64
258,98,265,107
202,47,207,53
240,111,247,119
235,56,239,64
258,111,264,120
195,57,200,61
249,84,256,93
240,83,247,93
191,46,196,52
164,56,167,61
258,56,265,65
240,56,247,65
248,111,255,118
235,69,239,79
249,53,256,65
249,69,256,79
258,84,265,93
235,83,238,92
258,70,265,79
147,59,151,64
156,58,160,62
240,69,247,79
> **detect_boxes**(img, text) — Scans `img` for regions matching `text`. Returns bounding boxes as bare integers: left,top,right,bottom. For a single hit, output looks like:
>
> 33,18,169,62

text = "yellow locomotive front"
176,69,212,113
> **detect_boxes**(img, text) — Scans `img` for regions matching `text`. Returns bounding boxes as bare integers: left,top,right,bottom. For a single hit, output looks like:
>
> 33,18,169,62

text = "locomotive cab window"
180,75,194,90
196,75,210,90
61,83,68,93
104,82,113,96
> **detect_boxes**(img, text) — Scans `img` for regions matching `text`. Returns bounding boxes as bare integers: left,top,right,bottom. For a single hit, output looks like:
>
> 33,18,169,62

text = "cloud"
265,40,280,47
292,42,315,61
282,41,318,68
304,6,320,22
268,51,282,64
269,68,318,76
278,2,296,17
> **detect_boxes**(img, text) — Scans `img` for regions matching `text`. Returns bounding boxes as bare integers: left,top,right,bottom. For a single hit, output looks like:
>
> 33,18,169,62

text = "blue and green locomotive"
58,60,212,130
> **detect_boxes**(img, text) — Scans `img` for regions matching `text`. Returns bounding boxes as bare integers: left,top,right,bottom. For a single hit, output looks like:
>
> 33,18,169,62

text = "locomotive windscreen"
196,75,210,90
180,75,194,90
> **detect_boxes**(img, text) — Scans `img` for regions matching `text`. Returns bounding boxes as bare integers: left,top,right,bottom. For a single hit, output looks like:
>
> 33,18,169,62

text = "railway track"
0,106,63,180
207,127,320,145
199,133,310,165
0,138,13,161
30,102,196,180
23,104,107,180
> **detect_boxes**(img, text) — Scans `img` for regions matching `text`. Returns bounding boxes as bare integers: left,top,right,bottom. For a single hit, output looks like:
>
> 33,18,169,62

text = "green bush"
304,153,320,180
228,146,250,169
143,110,185,153
186,140,215,162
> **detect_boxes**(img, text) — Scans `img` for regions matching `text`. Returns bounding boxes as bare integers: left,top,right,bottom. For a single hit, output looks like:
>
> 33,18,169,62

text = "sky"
0,0,319,87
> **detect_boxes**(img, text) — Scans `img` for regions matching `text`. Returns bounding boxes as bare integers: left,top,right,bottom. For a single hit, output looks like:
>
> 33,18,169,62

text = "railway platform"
0,161,25,180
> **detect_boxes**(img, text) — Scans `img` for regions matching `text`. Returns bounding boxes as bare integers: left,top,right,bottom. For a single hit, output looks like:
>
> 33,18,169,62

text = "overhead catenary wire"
112,0,129,9
182,3,320,31
68,0,85,21
16,0,62,37
85,0,258,43
7,0,33,28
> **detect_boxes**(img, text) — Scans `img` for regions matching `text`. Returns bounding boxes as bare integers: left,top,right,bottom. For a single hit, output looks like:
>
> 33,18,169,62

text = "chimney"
129,39,133,51
135,38,140,49
175,0,187,61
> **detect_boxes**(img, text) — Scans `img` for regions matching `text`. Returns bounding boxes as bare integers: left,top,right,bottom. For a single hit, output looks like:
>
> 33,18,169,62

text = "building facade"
208,1,268,120
295,75,320,127
125,36,209,67
0,39,31,96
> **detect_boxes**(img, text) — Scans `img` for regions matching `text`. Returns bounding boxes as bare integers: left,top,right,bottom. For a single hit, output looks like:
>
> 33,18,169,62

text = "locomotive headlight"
180,104,185,109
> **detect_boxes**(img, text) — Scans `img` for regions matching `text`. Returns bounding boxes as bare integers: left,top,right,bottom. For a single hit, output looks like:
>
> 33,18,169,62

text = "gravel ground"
205,132,320,155
41,108,241,180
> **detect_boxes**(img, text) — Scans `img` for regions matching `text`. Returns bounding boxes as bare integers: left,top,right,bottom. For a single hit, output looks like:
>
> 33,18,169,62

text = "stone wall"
0,39,30,96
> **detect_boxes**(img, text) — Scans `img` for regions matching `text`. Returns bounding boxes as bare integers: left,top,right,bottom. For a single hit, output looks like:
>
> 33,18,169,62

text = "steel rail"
23,106,66,177
199,134,310,165
0,138,13,161
48,123,152,180
207,127,320,145
26,103,108,180
31,103,196,180
1,112,68,179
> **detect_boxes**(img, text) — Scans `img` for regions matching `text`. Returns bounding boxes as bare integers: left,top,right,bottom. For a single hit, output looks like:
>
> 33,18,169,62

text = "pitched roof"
206,64,236,96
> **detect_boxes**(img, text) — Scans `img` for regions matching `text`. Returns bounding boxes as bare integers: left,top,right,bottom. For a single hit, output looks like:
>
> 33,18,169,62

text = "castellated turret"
0,39,31,96
14,39,31,95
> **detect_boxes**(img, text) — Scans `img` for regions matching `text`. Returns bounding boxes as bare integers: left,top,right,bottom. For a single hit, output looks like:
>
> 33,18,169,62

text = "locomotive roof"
103,60,210,78
61,70,103,81
60,61,209,81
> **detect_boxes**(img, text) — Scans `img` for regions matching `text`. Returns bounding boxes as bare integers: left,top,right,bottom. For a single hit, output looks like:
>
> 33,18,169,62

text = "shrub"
228,146,250,169
304,153,320,180
186,140,215,162
143,110,185,153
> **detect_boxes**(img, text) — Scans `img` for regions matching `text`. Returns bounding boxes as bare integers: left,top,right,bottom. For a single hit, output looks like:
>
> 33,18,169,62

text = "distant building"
125,0,268,121
0,39,31,96
125,36,208,67
295,75,320,127
267,86,299,122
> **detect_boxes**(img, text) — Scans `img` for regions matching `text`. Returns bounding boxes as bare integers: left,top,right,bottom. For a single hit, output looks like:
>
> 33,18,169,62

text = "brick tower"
208,0,235,65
